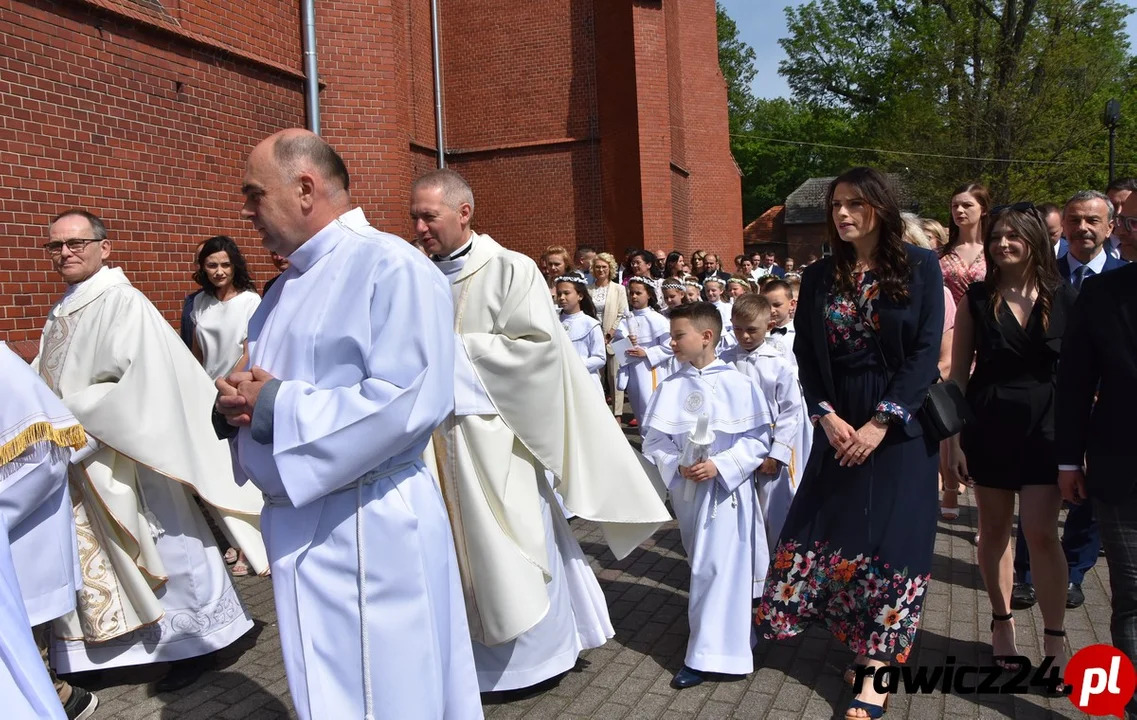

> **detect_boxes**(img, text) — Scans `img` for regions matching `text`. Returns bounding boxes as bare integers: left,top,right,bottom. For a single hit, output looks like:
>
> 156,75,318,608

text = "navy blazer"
1056,263,1137,502
793,245,945,440
1057,252,1127,285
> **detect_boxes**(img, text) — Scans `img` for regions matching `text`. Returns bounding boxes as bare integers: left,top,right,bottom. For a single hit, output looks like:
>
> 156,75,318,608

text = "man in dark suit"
1014,190,1125,610
760,249,786,279
699,253,731,285
1056,261,1137,720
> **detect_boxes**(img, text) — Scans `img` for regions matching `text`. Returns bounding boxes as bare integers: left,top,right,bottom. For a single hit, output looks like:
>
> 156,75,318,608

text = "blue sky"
718,0,1137,99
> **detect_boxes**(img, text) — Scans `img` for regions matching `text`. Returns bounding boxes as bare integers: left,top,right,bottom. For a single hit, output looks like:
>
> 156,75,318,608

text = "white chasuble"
32,267,260,671
236,209,481,720
431,233,670,689
0,342,85,719
641,360,773,675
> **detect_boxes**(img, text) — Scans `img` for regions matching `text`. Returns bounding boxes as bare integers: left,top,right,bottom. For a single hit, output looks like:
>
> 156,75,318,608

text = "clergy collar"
432,234,475,263
287,207,368,274
1066,246,1107,275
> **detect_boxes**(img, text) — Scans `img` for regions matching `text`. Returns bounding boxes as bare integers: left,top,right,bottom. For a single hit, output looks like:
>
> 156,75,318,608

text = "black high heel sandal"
990,613,1020,671
1042,628,1069,696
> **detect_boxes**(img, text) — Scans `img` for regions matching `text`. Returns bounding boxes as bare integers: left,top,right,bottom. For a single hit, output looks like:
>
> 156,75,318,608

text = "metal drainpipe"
430,0,446,167
301,0,321,134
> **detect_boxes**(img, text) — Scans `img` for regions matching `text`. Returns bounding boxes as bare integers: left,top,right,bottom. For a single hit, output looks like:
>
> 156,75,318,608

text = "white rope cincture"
358,476,374,720
263,461,418,720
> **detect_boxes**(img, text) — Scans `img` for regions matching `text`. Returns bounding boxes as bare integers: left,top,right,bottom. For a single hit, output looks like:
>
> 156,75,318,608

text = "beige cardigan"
592,281,629,344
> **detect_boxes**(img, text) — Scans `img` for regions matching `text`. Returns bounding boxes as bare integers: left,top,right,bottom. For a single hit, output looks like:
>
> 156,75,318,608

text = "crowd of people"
1,129,1135,720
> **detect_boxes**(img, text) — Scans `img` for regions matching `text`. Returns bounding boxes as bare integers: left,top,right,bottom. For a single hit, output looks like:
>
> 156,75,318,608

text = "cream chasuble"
32,266,260,671
431,233,671,651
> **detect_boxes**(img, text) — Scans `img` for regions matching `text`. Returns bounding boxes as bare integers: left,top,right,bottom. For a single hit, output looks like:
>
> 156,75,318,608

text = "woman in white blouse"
191,235,262,576
588,252,629,417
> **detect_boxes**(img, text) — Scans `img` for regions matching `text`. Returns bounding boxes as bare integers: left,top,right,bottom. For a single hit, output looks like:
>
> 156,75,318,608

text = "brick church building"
0,0,741,356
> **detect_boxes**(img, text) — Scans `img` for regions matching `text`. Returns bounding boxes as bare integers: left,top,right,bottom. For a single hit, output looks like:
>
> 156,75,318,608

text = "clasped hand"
821,414,888,468
215,366,275,427
679,460,718,483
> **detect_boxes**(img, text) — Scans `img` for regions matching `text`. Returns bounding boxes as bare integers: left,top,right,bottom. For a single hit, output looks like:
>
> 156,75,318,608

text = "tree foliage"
778,0,1135,210
717,0,1136,223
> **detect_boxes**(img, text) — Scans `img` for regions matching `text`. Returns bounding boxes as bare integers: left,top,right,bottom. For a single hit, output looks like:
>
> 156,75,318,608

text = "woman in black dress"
755,168,944,720
945,205,1074,672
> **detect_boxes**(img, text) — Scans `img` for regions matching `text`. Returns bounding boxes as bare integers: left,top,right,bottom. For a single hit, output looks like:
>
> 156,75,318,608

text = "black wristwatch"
872,411,892,426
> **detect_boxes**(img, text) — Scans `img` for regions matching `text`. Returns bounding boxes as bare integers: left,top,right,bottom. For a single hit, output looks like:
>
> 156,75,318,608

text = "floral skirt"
755,358,939,663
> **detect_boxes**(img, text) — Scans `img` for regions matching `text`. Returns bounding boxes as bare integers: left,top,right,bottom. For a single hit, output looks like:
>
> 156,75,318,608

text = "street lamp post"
1104,99,1121,184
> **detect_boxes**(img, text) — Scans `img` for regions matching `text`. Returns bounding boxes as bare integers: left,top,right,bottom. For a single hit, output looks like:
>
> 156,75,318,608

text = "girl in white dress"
660,280,687,317
555,276,606,398
614,277,673,429
190,236,262,576
684,278,704,303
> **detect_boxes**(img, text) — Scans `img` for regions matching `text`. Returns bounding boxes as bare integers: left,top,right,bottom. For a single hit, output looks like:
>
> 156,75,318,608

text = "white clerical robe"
721,342,811,554
32,266,261,671
613,307,673,424
236,208,481,720
0,342,86,720
431,232,670,692
641,360,773,675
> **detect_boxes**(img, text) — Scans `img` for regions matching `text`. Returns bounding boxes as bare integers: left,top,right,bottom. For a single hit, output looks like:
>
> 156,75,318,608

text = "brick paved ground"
78,488,1109,719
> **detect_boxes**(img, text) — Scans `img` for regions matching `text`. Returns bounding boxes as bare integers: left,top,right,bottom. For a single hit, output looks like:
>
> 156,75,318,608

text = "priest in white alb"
33,210,266,693
0,342,89,720
215,130,481,720
411,169,672,693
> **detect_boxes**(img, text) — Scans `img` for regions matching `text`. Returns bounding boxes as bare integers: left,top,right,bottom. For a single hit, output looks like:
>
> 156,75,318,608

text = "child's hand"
681,460,718,482
758,458,781,475
625,347,647,358
628,334,639,345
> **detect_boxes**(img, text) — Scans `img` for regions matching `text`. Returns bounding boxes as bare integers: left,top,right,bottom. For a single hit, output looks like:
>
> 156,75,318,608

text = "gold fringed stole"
0,422,87,466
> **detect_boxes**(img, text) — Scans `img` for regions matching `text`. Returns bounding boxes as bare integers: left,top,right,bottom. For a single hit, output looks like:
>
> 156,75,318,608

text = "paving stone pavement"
79,489,1110,719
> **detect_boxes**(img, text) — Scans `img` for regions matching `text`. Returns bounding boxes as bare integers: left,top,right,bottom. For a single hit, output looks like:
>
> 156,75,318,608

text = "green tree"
718,4,868,222
716,3,758,130
778,0,1136,209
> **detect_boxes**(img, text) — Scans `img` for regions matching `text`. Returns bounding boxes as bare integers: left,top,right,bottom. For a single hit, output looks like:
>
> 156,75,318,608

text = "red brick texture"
0,0,741,356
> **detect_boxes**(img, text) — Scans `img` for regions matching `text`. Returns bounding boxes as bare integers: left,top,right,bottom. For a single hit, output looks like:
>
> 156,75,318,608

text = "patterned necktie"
1072,264,1092,290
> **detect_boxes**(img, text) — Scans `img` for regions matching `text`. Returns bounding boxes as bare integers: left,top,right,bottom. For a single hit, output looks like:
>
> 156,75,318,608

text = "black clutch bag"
919,377,974,442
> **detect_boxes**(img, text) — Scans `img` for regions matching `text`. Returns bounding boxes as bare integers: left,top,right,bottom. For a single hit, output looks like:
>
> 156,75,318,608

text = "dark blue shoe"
671,666,706,689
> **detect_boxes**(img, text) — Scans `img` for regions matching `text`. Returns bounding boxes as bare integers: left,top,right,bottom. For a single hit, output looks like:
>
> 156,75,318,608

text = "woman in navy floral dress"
755,168,944,719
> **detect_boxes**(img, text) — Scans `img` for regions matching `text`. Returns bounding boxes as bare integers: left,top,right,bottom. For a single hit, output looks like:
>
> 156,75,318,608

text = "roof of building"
784,174,916,225
743,205,784,245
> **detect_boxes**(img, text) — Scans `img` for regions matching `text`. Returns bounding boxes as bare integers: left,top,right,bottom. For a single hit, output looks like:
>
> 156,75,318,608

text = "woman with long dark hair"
191,235,262,576
755,168,944,719
664,251,686,279
945,205,1074,675
941,183,991,303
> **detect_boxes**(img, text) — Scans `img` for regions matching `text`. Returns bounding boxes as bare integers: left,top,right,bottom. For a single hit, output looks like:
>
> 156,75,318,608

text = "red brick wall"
667,0,741,261
632,1,674,253
0,0,742,359
0,0,303,358
594,0,644,259
786,223,829,262
317,2,412,233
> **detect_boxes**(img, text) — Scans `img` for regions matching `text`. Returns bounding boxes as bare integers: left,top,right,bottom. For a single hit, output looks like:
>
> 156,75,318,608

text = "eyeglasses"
1117,214,1137,233
42,238,102,256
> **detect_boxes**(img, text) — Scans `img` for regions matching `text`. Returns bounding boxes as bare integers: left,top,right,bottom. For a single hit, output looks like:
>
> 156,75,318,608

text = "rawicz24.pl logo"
852,644,1135,717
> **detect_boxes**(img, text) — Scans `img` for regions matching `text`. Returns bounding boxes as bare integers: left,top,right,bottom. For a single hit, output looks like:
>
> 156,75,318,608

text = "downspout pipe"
430,0,446,167
301,0,321,134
